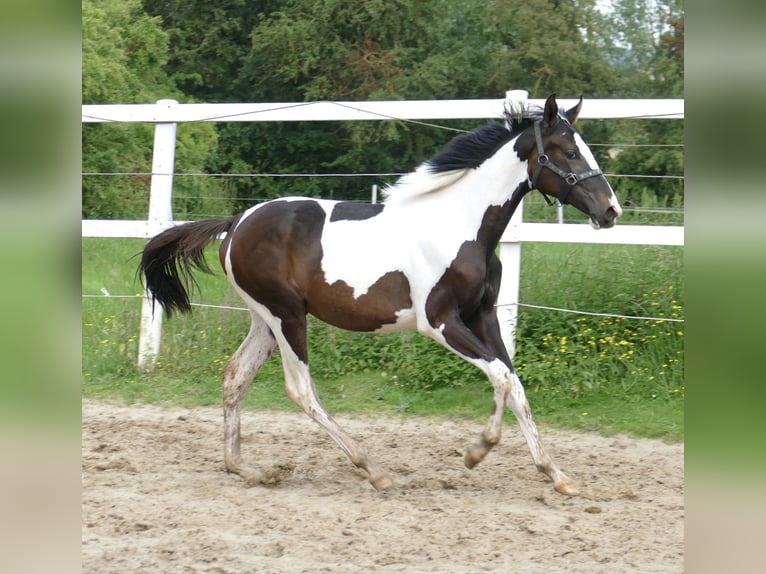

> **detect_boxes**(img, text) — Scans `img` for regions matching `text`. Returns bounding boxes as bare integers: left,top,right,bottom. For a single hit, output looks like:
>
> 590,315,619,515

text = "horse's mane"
505,102,544,135
383,104,544,203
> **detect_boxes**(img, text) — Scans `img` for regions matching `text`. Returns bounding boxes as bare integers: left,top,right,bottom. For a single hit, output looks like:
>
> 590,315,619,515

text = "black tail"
139,217,237,318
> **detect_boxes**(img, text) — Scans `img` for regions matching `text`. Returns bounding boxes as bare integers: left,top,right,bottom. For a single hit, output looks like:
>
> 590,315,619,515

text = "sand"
82,399,683,573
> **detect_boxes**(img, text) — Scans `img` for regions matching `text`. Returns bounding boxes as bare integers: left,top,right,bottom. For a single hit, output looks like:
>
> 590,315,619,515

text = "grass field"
82,235,683,442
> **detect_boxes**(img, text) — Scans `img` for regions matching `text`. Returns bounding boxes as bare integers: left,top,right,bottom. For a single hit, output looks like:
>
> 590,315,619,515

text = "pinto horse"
140,94,622,495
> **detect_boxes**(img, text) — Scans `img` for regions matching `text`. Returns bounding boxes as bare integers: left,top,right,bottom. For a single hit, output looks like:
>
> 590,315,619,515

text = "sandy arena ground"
82,399,683,573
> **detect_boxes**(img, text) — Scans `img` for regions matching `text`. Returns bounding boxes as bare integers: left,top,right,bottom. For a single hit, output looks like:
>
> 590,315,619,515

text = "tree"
134,0,681,209
229,0,495,201
482,0,619,97
138,0,629,204
601,0,684,213
82,0,224,219
141,0,284,102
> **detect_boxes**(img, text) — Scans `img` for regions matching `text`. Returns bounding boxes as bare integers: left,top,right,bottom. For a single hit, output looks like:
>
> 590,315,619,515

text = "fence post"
138,99,178,370
496,199,524,359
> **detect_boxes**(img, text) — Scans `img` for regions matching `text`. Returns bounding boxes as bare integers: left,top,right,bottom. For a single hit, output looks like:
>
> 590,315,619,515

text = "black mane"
427,106,543,175
427,123,513,174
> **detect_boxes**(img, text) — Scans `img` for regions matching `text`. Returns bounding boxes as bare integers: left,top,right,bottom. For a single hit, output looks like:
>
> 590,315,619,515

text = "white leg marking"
222,314,276,481
505,371,578,495
277,345,393,490
464,358,578,495
465,359,512,468
235,295,393,490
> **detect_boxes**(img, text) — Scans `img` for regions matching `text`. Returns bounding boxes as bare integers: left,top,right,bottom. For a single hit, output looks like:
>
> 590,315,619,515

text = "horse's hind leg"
273,312,393,490
286,365,394,490
221,313,276,483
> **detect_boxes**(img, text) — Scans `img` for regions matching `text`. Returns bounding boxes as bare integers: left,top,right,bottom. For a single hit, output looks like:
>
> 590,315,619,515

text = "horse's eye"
565,150,578,160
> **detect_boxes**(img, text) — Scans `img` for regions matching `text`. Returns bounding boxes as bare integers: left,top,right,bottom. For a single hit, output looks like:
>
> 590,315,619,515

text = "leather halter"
529,118,603,206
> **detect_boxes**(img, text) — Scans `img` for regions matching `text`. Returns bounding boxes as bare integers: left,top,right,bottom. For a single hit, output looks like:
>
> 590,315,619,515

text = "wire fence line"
81,169,686,220
121,194,685,213
83,171,685,180
81,293,683,323
514,303,683,323
81,100,321,124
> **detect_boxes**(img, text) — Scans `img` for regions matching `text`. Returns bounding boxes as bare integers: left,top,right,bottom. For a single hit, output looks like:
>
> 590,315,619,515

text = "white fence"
82,97,684,367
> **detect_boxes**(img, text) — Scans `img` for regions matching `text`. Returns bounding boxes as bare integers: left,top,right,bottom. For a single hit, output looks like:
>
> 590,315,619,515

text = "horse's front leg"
461,356,511,467
433,302,578,496
425,313,511,470
503,370,578,495
462,355,577,495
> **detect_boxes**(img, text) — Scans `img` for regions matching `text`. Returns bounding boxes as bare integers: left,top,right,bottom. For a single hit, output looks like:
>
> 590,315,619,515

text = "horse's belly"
306,270,415,333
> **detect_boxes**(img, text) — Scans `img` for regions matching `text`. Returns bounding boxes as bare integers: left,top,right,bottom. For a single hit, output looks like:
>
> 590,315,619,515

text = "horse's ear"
566,97,583,125
543,93,558,127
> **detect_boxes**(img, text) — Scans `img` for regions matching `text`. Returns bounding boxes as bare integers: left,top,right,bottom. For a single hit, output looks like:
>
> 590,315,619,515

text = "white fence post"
137,99,178,370
497,199,524,359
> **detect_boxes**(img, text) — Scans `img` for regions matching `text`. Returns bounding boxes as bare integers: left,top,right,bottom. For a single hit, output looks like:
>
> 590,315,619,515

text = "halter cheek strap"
529,119,602,205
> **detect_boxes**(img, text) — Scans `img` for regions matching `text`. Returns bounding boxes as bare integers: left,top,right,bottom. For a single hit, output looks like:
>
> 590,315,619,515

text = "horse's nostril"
606,206,619,221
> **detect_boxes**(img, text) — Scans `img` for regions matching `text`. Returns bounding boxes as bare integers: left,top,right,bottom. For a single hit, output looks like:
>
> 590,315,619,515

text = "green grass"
82,237,683,442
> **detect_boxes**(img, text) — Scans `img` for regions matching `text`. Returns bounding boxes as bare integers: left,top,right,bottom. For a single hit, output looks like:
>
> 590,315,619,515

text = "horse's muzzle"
590,205,621,230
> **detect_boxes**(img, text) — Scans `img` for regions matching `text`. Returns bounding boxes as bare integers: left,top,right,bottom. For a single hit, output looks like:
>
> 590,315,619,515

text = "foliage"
81,0,229,218
132,0,684,207
597,0,685,207
140,0,277,102
191,0,501,203
482,0,618,97
82,0,684,214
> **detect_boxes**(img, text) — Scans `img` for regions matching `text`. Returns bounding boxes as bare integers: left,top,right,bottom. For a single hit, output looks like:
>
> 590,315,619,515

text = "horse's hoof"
464,445,485,469
243,474,265,487
370,474,394,491
554,481,579,496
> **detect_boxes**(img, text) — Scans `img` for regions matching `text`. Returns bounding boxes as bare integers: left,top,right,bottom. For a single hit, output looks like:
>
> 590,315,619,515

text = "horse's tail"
139,217,237,318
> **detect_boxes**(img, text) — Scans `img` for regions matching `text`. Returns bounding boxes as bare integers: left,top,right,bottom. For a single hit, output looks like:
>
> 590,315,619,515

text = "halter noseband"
529,118,603,206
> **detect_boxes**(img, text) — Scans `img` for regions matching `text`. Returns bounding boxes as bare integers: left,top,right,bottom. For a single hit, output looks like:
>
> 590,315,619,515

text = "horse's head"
519,94,622,229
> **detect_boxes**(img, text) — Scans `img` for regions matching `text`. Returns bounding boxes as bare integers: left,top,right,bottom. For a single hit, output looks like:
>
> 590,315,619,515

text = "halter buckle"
565,173,578,186
538,153,549,166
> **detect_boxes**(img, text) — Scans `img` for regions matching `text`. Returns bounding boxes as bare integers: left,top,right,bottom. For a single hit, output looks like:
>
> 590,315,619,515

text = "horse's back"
223,197,418,333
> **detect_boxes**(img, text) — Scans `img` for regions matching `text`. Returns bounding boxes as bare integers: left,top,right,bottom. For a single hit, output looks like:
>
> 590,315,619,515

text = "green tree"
230,0,495,201
137,0,681,209
82,0,225,219
141,0,284,102
139,0,628,204
601,0,684,213
483,0,619,97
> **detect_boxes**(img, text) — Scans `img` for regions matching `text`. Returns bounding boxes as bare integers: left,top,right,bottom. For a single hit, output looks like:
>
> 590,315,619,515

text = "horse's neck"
405,141,529,246
476,184,528,247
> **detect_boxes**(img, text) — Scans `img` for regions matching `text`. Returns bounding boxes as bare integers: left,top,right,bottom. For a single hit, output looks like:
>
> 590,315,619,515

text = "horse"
139,93,622,495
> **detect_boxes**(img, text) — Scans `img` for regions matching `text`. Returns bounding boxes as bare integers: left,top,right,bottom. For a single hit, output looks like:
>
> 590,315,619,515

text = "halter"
529,118,603,206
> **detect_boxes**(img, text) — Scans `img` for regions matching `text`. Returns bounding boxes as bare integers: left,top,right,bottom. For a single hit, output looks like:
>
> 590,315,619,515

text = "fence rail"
81,96,684,367
82,98,683,124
